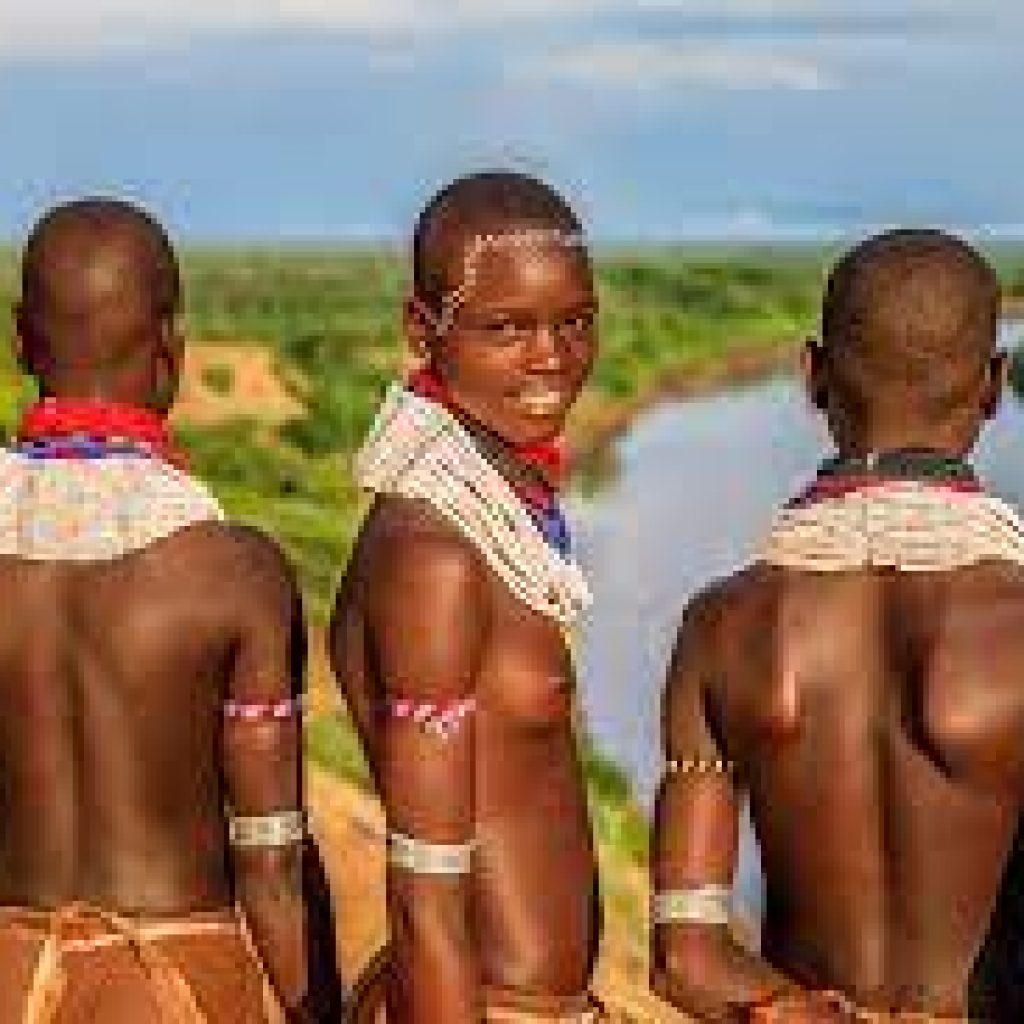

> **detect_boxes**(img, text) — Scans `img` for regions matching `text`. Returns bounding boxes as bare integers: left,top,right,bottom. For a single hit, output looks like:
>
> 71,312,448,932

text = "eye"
483,319,525,342
559,311,595,334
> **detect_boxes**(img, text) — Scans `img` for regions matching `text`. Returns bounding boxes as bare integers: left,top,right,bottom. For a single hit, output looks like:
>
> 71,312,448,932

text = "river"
573,320,1024,918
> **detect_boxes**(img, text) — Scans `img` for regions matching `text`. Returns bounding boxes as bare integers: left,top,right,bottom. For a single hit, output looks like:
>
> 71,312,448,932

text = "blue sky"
0,0,1019,242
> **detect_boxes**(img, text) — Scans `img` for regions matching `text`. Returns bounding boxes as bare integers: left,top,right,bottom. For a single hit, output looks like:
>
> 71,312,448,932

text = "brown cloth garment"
347,946,607,1023
751,992,968,1023
0,902,286,1023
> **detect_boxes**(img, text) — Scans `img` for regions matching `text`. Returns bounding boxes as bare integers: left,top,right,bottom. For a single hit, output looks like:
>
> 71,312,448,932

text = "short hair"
821,229,999,420
412,171,585,312
22,196,180,319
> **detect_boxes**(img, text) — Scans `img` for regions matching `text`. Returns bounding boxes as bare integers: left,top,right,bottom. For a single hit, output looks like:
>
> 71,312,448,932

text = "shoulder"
176,520,300,611
665,570,767,698
940,561,1024,637
362,494,487,601
673,572,749,650
356,496,490,649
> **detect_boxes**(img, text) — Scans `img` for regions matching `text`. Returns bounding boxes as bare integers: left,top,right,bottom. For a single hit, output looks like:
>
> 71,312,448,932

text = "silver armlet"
387,830,476,875
228,809,306,848
653,884,732,926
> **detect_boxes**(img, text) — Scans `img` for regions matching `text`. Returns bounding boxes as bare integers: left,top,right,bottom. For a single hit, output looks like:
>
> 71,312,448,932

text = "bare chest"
478,585,577,730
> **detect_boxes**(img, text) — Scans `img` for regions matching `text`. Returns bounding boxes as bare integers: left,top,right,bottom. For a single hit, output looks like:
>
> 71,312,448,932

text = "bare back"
0,522,291,915
702,561,1024,1011
332,495,599,999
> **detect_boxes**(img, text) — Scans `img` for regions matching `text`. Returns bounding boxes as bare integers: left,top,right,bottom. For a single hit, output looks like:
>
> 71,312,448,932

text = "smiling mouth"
515,387,568,416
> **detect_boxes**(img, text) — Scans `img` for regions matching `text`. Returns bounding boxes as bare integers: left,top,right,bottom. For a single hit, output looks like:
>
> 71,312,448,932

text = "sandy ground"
172,341,304,426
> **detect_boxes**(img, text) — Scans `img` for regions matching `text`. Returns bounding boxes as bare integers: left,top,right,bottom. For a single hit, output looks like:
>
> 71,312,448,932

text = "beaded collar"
355,383,591,628
406,369,572,556
0,400,221,562
791,448,979,507
760,450,1024,573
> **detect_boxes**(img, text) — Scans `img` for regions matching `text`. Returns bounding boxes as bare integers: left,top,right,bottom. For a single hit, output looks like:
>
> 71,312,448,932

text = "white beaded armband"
653,885,732,926
228,810,306,848
387,830,476,875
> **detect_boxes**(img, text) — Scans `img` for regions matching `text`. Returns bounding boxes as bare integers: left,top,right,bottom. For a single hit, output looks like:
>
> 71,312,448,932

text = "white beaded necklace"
760,480,1024,572
0,448,224,562
355,384,592,628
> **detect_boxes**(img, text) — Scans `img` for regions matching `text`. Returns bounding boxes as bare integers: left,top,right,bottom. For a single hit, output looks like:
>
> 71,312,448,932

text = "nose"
526,323,563,370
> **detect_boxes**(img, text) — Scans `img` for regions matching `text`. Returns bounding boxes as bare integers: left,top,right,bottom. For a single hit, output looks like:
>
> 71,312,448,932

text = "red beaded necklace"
17,398,188,470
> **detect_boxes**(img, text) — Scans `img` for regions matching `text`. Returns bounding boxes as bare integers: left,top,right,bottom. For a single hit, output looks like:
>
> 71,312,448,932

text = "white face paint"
431,228,586,336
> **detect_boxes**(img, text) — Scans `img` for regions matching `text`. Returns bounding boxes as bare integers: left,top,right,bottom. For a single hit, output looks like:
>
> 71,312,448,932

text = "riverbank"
568,332,801,466
570,293,1024,467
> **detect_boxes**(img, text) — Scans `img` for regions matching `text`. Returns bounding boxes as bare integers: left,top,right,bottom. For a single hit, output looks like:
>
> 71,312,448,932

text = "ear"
12,303,30,374
801,336,829,412
403,295,439,365
982,350,1007,422
152,315,184,413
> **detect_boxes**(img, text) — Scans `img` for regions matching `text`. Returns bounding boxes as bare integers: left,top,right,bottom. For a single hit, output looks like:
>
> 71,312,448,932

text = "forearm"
234,849,310,1019
388,874,479,1024
654,930,804,1023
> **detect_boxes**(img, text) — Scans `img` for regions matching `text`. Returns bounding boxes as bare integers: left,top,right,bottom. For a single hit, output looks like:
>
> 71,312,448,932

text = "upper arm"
655,586,739,890
220,527,306,826
365,519,487,845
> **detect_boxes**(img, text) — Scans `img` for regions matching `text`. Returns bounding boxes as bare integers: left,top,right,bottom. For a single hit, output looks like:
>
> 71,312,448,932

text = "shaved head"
412,171,586,315
821,229,999,427
18,198,180,398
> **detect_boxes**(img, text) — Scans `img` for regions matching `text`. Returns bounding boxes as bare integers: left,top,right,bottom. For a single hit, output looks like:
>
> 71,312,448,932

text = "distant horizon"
3,229,1024,251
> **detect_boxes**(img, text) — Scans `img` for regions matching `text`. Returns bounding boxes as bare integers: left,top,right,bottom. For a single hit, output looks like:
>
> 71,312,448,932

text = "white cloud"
515,41,835,92
0,0,884,56
0,0,1011,57
0,0,420,55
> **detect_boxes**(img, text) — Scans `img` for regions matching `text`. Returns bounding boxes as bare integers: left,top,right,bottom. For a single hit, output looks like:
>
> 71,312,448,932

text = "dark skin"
653,305,1024,1019
331,232,601,1022
7,203,342,1023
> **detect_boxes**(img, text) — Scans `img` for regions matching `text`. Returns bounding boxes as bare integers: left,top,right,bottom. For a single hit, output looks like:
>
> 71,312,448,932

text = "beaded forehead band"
430,227,587,335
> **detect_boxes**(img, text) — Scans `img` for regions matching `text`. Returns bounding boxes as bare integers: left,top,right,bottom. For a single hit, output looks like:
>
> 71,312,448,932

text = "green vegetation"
3,243,1024,840
591,247,829,401
304,711,372,788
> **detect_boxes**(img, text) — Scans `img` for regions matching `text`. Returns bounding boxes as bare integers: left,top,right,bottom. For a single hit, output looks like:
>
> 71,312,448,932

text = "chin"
503,413,568,446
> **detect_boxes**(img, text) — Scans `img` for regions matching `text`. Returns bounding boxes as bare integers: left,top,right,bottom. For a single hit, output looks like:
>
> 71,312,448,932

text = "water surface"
573,322,1024,915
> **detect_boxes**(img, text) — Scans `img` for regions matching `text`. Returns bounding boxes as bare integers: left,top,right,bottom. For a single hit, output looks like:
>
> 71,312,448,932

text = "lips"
515,387,568,416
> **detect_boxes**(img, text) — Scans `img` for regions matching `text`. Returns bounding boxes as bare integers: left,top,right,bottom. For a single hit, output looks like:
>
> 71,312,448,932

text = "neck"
407,367,561,492
37,378,162,411
831,418,977,462
448,406,553,493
